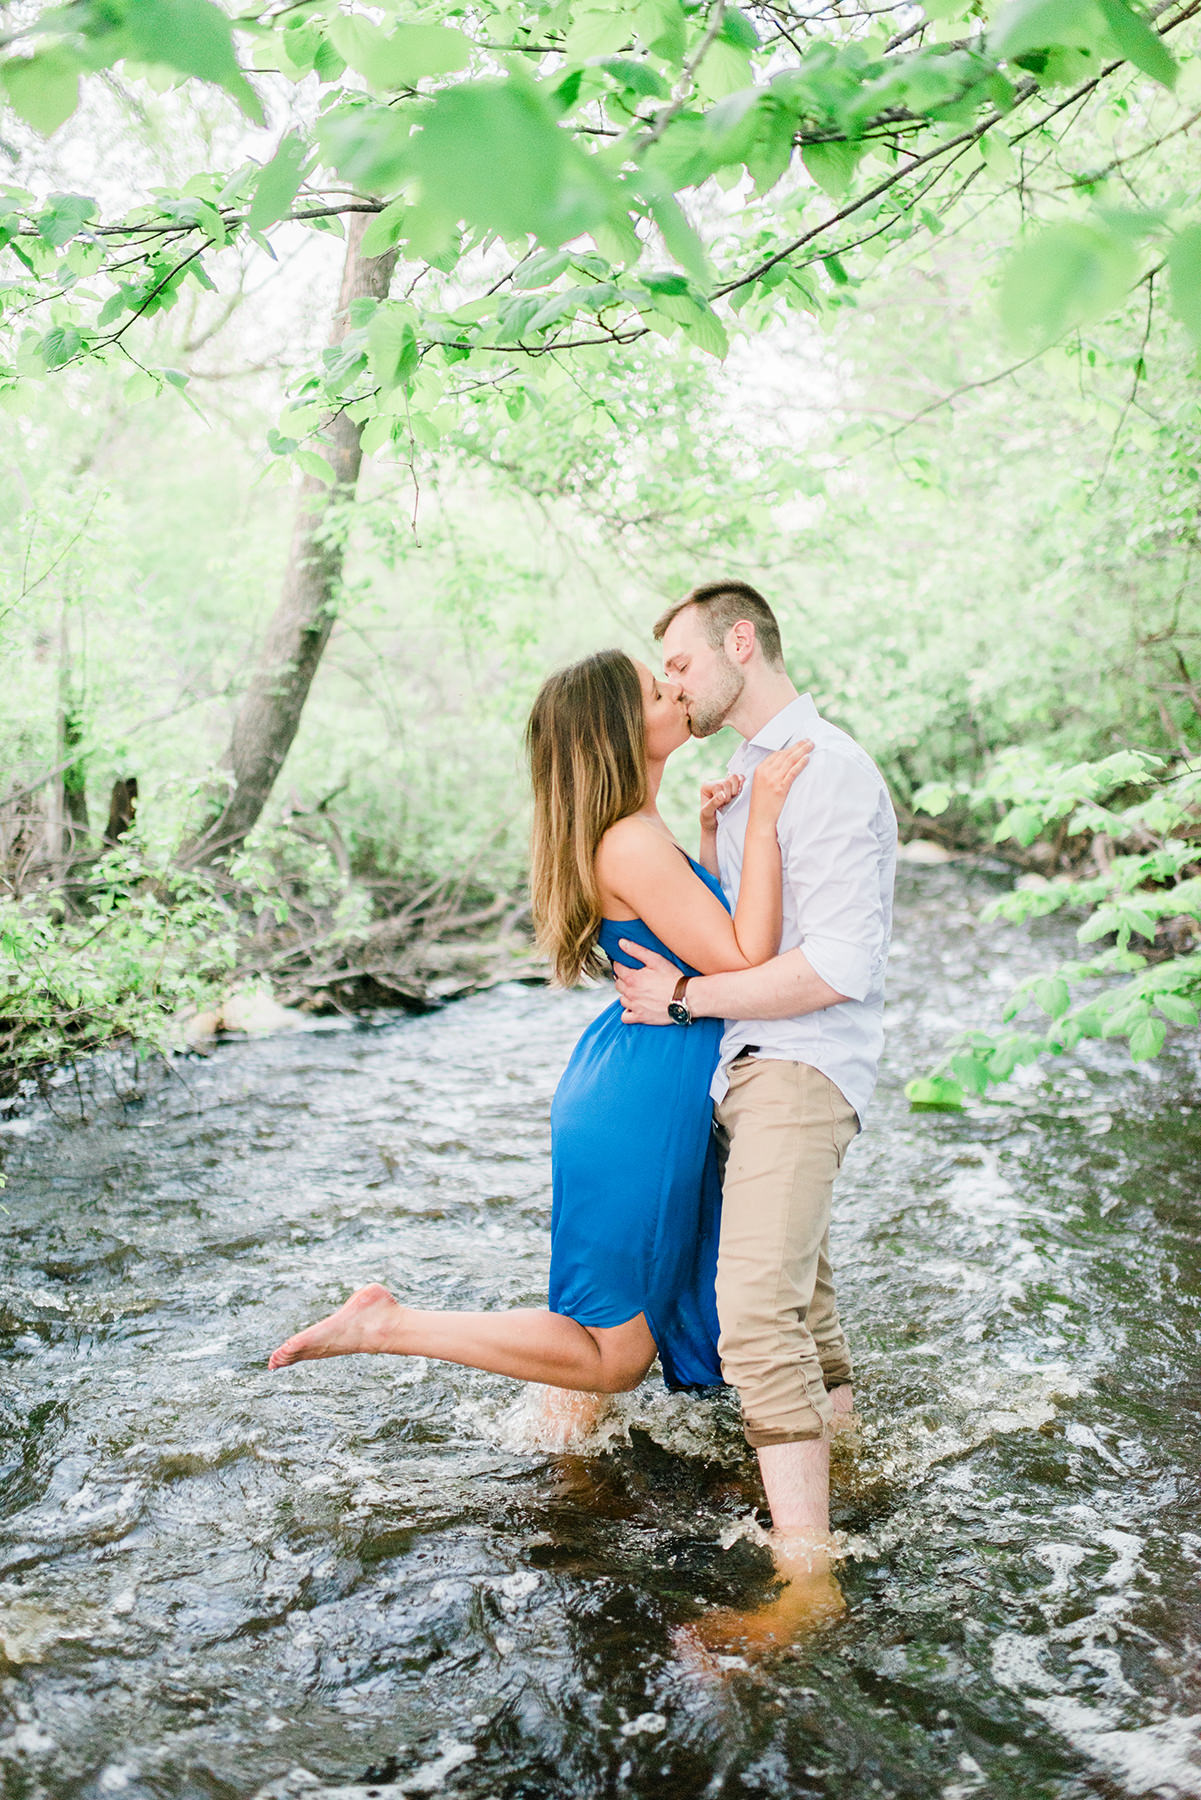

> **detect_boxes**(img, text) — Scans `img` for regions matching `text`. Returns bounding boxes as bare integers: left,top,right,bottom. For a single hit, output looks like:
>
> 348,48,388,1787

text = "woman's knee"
595,1355,652,1394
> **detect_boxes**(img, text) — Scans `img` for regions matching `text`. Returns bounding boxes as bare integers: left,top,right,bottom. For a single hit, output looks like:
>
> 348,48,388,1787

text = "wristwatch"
667,975,693,1025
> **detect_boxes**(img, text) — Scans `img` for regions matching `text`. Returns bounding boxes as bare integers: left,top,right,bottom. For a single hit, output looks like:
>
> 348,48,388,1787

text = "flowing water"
1,864,1199,1800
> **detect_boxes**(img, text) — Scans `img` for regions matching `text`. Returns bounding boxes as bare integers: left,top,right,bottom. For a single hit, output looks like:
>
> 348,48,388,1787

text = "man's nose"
662,677,684,702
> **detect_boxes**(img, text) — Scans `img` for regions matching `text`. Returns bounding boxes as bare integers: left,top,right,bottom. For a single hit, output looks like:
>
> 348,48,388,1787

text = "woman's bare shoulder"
595,815,675,877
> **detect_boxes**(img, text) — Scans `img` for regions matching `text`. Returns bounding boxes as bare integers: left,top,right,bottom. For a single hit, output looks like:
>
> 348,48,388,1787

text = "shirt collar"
729,694,820,770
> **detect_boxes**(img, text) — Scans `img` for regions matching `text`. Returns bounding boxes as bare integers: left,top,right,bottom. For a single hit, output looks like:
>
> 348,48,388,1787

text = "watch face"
667,1002,690,1024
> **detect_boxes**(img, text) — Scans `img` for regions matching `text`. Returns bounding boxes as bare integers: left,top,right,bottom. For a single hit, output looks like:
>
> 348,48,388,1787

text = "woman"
267,649,810,1404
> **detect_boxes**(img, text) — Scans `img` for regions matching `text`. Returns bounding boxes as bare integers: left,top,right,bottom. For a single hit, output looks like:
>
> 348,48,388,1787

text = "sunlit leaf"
988,0,1107,62
802,141,863,200
1168,224,1201,353
247,133,310,234
327,18,471,89
118,0,264,123
1000,220,1138,347
408,80,614,245
367,301,419,389
1128,1016,1166,1060
36,192,96,247
905,1075,966,1109
1032,976,1071,1018
1095,0,1175,88
1,49,80,135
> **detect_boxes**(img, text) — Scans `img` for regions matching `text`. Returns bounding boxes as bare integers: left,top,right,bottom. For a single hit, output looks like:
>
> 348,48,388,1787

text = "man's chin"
687,715,722,740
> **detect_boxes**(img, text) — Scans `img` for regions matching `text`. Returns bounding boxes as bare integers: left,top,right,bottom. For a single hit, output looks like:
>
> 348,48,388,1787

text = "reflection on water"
1,865,1199,1800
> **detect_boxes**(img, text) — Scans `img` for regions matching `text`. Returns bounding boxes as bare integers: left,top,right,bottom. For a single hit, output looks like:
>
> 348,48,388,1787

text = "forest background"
1,0,1199,1106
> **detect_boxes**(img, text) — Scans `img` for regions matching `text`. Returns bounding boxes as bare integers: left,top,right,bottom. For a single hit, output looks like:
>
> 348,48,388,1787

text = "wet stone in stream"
0,865,1199,1800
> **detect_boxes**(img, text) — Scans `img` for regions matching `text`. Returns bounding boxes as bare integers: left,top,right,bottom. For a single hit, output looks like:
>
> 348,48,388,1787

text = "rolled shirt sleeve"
778,755,890,1003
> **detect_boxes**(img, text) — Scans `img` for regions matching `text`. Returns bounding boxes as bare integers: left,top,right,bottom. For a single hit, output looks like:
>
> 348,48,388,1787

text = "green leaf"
1000,220,1138,348
721,7,761,51
359,198,409,258
679,300,728,358
633,0,686,64
65,238,103,277
911,782,955,817
327,19,470,88
409,80,614,246
1032,976,1071,1018
1168,224,1201,354
2,49,80,135
367,301,419,389
948,1051,992,1096
979,131,1018,178
316,104,414,194
1155,992,1199,1026
36,192,97,247
696,39,754,103
247,132,310,233
118,0,264,124
1094,0,1176,88
802,141,863,200
905,1075,966,1110
994,803,1044,846
988,0,1107,62
1128,1016,1166,1061
649,193,709,283
598,57,669,99
295,448,337,485
566,2,637,59
124,368,160,404
511,248,573,291
38,324,84,368
1078,904,1122,945
360,413,397,456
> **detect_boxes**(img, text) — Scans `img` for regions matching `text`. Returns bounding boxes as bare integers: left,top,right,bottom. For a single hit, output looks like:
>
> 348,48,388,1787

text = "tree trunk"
49,596,89,878
181,217,399,866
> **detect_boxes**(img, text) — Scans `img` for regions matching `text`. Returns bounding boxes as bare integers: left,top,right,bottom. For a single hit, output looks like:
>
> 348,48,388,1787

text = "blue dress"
548,855,728,1390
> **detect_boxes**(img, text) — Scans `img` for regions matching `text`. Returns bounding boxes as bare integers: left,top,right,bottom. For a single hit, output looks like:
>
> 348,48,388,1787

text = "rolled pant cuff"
743,1419,828,1448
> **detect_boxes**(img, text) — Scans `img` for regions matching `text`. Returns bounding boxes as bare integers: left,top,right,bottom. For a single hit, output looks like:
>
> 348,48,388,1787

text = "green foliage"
0,845,239,1078
0,0,1195,477
907,751,1201,1107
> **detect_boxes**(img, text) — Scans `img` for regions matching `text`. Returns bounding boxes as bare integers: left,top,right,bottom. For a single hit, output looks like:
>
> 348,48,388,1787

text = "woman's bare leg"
267,1283,656,1394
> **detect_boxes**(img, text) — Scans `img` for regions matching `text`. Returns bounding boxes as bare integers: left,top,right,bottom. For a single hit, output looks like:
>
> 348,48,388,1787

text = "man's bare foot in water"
268,1283,403,1369
677,1532,846,1667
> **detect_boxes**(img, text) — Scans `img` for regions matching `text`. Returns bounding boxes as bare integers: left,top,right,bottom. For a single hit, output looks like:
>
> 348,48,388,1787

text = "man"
615,579,897,1613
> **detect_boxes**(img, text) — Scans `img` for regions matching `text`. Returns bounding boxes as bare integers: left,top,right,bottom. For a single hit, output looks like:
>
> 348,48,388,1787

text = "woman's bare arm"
596,744,811,974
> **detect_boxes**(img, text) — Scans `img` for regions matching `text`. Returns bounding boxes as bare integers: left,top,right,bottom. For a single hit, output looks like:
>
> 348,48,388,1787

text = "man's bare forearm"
686,948,849,1021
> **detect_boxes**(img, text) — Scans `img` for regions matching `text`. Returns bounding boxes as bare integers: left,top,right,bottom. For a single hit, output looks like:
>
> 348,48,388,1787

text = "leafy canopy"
1,0,1199,477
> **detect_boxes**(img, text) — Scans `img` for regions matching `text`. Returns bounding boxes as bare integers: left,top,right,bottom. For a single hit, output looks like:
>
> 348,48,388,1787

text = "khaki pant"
714,1058,859,1447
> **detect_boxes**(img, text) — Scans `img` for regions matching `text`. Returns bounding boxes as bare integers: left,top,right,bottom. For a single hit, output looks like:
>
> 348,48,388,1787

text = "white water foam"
1026,1700,1201,1798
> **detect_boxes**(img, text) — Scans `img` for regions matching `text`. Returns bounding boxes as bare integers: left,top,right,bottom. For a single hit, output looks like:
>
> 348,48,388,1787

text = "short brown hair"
653,580,785,668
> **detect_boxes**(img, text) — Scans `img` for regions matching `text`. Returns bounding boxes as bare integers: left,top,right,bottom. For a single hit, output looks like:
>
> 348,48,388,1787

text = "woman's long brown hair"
525,649,648,986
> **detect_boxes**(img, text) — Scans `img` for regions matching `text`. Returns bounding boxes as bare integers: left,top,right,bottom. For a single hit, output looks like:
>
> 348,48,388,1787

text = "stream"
1,863,1199,1800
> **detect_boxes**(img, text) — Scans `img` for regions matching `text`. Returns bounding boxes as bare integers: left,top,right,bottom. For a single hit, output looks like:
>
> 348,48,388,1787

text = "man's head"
653,580,786,738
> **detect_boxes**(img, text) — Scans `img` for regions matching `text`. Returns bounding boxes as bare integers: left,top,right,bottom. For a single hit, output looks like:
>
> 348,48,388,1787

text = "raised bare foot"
267,1283,403,1369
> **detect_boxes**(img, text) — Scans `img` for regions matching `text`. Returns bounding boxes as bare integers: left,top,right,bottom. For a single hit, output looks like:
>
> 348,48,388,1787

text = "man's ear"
727,620,757,665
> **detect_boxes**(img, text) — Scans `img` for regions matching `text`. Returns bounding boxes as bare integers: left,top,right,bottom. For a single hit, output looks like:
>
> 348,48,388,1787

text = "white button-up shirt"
713,693,897,1123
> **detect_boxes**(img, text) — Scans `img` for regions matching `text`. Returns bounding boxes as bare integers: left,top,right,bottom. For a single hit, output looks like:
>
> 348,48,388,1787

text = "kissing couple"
270,579,898,1643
